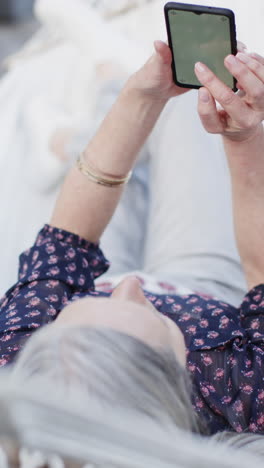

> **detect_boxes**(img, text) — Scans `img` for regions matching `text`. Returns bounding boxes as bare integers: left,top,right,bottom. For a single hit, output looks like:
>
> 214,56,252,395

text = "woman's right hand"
194,51,264,142
194,49,264,291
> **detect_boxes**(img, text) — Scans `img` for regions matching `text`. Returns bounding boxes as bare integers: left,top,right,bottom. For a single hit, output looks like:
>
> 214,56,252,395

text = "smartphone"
164,2,237,90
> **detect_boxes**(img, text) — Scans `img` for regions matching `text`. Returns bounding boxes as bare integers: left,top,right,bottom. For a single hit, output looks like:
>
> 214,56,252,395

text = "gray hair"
12,325,204,434
211,431,264,456
0,325,263,468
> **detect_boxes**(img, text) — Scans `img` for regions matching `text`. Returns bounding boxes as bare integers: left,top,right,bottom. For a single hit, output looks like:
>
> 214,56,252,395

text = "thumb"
154,40,172,65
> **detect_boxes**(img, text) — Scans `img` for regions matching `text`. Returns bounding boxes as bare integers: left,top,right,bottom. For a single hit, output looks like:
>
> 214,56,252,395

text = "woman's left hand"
130,40,190,101
195,51,264,142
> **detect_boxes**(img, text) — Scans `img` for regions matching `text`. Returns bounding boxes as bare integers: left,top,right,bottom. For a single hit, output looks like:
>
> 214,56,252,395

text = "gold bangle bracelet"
76,153,132,188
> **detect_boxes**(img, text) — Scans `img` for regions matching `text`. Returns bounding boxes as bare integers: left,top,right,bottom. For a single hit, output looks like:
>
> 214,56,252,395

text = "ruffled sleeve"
0,225,109,367
18,224,109,289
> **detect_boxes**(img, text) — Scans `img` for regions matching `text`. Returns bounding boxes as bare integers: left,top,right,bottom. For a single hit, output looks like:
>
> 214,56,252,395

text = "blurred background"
0,0,263,296
0,0,38,74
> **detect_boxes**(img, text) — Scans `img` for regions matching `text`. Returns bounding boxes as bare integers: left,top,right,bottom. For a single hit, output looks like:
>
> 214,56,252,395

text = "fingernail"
199,88,210,103
195,62,206,73
225,55,237,65
237,52,250,64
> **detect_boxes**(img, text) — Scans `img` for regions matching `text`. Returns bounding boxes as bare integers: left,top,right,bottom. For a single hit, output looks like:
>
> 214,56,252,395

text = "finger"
198,88,224,134
154,40,172,65
225,54,264,104
194,62,251,126
236,89,246,99
236,82,244,91
249,52,264,66
237,40,247,53
236,53,264,83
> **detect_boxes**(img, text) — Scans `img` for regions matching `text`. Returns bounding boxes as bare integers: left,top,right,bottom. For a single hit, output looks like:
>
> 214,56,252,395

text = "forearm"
194,48,264,289
50,77,167,242
223,123,264,289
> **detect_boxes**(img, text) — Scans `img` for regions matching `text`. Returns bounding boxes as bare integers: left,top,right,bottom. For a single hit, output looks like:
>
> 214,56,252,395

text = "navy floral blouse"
0,225,264,435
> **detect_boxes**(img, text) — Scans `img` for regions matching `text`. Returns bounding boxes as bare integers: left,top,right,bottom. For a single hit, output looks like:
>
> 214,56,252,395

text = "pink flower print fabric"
0,224,264,435
0,224,109,366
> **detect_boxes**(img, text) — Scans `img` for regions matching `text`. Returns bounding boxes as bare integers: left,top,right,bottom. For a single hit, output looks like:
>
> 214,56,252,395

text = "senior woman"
0,39,264,439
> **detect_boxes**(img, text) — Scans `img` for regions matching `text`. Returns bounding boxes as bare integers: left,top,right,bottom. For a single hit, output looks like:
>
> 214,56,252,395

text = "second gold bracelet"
76,153,132,188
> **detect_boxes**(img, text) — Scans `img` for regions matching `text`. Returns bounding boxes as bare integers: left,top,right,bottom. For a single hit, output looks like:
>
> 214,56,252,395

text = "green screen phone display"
168,9,234,88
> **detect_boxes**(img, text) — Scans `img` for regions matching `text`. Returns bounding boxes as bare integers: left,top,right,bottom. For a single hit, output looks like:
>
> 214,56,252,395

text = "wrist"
124,72,171,107
223,123,264,145
223,123,264,175
118,76,169,131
